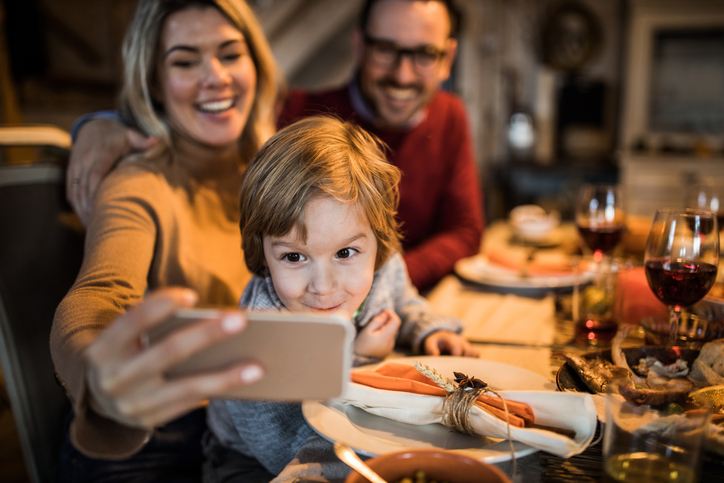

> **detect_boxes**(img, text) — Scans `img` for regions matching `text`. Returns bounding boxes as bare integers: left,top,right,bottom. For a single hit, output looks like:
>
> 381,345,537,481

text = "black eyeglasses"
363,34,446,72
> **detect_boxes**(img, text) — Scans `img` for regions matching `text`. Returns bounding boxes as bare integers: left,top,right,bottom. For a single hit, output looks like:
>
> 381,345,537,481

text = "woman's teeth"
198,98,234,113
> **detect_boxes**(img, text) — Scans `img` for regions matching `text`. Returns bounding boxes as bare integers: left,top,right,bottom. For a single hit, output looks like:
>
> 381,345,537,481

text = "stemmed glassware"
685,182,724,241
575,184,626,261
572,184,626,347
644,209,719,346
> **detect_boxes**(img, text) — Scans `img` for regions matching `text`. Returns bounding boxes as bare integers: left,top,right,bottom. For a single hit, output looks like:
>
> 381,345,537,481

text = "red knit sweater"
279,85,485,291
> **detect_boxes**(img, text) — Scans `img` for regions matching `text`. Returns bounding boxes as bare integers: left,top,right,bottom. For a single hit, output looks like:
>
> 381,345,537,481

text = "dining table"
414,220,724,483
426,220,615,377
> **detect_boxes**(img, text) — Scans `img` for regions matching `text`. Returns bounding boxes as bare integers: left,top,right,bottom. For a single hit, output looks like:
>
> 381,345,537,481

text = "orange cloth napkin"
352,362,535,428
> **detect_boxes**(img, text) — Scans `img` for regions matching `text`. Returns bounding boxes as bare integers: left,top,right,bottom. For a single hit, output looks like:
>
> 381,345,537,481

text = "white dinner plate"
302,356,556,463
454,255,580,295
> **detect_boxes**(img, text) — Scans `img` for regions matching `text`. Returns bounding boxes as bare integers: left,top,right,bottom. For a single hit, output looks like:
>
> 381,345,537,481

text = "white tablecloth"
426,276,560,380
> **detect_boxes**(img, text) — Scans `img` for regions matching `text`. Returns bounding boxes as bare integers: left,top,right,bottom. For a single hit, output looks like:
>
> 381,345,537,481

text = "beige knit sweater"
50,153,251,459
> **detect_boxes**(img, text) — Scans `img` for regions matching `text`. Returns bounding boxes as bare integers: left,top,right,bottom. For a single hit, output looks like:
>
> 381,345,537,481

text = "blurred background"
1,1,724,481
1,0,723,220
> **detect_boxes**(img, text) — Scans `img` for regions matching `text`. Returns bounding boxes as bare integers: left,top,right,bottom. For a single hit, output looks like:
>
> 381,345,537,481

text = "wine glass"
685,181,724,238
644,209,719,346
575,184,626,261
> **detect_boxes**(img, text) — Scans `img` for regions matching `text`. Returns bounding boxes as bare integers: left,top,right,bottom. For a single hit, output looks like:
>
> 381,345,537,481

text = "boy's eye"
283,253,304,263
336,248,357,259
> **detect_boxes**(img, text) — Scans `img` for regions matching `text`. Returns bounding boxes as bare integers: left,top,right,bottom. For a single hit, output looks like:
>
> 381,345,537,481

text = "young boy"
206,116,477,482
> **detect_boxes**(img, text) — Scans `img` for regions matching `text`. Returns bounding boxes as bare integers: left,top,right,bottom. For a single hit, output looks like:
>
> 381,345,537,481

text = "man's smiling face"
354,0,457,129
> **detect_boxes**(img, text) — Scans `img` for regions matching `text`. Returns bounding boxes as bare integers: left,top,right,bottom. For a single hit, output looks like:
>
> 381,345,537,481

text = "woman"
50,0,282,480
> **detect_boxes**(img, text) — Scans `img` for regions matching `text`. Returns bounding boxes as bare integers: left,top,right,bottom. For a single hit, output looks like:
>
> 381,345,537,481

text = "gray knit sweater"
207,252,462,480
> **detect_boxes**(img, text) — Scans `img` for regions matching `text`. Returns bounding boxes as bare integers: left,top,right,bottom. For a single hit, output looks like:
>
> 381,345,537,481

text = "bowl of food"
509,204,560,244
640,313,724,349
344,449,511,483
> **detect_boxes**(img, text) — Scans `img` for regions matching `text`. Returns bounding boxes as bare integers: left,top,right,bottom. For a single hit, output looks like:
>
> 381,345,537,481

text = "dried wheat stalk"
413,361,456,392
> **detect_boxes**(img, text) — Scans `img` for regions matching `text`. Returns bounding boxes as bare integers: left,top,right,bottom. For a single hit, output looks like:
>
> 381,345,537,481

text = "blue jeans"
54,408,206,483
201,431,274,483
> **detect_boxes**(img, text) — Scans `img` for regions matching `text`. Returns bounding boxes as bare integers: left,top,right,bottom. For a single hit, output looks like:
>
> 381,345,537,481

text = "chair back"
0,163,84,483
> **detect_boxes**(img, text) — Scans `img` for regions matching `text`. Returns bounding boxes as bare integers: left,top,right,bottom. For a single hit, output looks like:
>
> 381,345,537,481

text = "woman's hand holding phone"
83,287,263,430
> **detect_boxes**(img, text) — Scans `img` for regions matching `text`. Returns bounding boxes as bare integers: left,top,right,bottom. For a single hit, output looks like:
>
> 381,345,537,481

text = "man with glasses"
67,0,483,292
280,0,484,291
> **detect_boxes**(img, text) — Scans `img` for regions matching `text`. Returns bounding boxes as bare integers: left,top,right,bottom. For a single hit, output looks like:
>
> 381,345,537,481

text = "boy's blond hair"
239,116,402,276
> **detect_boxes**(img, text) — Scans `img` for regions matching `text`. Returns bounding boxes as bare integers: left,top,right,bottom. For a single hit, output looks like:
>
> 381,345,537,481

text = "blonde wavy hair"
239,116,402,276
120,0,282,165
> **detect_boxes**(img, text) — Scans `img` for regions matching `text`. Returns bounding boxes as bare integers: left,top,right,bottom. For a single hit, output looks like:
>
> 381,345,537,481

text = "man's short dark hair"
359,0,458,38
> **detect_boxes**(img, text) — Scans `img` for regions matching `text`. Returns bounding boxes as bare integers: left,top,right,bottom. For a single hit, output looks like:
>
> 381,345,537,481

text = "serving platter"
555,346,724,467
556,346,700,393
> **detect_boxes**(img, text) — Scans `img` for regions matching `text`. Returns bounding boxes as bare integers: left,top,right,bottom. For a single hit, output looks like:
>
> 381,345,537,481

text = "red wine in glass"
644,259,717,307
576,184,626,256
644,209,719,346
577,223,626,254
574,317,618,347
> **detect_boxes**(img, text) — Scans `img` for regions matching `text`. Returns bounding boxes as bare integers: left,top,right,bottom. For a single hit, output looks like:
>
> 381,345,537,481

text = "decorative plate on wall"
540,1,602,72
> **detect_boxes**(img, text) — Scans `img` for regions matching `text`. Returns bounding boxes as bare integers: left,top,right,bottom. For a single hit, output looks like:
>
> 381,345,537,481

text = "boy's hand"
424,331,479,357
354,309,401,359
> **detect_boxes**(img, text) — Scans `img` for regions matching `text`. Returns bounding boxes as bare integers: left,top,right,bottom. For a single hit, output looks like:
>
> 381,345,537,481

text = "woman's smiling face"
156,6,256,147
263,196,378,317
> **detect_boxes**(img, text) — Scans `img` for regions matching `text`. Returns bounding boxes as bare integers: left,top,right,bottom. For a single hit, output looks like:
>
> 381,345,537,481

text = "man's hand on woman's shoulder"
67,119,159,225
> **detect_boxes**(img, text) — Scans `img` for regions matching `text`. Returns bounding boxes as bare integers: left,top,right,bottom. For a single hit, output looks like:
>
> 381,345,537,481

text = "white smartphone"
147,308,354,401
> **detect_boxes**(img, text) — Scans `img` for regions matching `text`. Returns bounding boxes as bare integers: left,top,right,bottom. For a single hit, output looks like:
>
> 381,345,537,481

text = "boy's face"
263,196,377,316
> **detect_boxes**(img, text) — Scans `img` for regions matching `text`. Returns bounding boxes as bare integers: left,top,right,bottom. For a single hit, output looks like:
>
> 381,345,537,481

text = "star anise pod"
453,371,487,390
